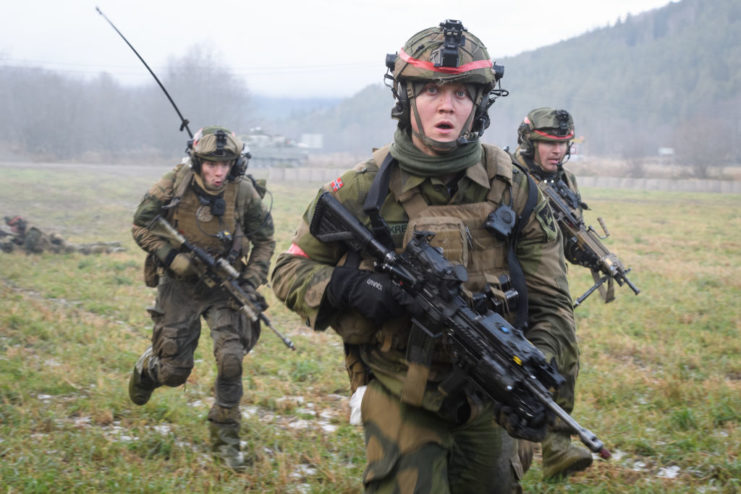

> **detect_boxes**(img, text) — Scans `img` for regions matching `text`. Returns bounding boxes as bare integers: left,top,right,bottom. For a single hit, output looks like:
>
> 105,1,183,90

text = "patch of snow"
153,424,171,435
657,465,680,479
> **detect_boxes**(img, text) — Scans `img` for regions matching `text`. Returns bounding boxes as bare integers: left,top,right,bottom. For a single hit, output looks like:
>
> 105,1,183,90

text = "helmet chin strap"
408,83,481,153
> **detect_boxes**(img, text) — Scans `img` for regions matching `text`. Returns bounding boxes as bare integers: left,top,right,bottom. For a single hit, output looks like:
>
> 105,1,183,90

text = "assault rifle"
150,215,295,351
309,191,610,458
539,178,640,307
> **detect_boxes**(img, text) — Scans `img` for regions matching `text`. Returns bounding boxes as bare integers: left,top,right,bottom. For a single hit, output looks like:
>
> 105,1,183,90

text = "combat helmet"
516,108,575,158
187,126,250,181
5,215,27,235
385,19,507,149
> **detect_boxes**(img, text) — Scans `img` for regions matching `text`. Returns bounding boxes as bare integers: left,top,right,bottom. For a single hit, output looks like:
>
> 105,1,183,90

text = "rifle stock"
150,216,295,351
309,191,610,458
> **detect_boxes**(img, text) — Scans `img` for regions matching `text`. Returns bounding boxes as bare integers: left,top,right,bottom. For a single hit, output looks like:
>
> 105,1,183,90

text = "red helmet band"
533,129,574,140
399,48,493,75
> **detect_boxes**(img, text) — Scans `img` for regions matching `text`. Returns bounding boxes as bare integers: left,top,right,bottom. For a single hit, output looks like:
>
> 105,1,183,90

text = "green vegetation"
1,165,739,492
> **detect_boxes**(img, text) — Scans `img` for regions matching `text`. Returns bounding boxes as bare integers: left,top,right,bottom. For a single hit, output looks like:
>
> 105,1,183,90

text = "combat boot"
209,405,250,472
209,421,250,472
128,347,159,406
542,430,593,480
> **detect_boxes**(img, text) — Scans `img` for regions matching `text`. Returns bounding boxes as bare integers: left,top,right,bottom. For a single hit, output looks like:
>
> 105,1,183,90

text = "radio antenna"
96,6,192,138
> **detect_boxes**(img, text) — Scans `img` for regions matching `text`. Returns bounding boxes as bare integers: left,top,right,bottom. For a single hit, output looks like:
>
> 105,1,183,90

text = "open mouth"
435,122,454,130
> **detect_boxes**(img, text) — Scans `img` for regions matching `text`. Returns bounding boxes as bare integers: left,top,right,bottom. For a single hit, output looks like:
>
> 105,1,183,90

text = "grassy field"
0,163,739,493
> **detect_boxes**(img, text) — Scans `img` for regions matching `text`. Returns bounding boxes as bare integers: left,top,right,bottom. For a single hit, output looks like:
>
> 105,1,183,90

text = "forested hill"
286,0,741,163
488,0,741,160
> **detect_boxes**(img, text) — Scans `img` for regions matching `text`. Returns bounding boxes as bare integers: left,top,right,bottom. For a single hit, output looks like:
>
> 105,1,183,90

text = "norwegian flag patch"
330,177,344,191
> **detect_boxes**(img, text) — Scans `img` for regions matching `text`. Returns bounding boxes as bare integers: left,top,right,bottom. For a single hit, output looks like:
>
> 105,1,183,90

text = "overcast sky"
2,0,674,98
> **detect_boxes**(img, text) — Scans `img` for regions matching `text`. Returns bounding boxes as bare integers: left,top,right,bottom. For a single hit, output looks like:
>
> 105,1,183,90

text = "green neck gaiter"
390,129,482,177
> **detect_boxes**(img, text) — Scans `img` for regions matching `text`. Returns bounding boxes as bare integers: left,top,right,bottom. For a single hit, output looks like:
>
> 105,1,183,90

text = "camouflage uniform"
128,127,275,471
272,141,578,492
273,20,578,493
513,108,595,479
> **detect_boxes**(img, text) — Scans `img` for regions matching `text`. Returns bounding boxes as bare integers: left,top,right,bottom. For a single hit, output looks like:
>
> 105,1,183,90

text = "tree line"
1,0,740,173
0,46,252,162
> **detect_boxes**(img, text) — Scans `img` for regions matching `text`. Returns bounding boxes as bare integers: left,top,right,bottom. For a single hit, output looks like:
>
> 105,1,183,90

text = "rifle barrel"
524,378,611,458
623,274,640,295
260,314,296,351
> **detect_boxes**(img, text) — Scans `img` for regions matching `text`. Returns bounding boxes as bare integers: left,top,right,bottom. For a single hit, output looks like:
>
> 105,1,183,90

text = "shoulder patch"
330,177,344,192
535,202,558,241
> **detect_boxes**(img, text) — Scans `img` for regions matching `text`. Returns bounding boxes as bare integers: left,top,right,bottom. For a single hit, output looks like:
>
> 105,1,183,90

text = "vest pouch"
483,272,518,318
331,310,378,344
402,215,470,267
172,181,238,256
143,251,160,288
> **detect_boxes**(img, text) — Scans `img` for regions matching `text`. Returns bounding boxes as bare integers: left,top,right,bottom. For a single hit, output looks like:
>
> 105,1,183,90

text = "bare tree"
673,115,733,178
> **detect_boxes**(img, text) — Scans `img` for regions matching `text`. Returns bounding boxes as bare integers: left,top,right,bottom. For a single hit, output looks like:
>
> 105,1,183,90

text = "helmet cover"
191,126,243,162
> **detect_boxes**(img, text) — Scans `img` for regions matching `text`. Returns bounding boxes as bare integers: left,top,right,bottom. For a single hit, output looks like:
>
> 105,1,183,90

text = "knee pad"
218,347,243,380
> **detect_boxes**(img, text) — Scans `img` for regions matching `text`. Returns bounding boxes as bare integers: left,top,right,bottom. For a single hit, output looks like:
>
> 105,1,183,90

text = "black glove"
493,402,549,442
326,266,416,324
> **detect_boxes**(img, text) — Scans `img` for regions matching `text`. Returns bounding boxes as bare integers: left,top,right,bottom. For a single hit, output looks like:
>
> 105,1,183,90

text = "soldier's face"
534,141,569,173
411,82,474,155
201,160,231,190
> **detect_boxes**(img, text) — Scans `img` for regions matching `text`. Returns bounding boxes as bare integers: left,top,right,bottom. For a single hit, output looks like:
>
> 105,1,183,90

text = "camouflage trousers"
147,275,260,409
360,380,525,494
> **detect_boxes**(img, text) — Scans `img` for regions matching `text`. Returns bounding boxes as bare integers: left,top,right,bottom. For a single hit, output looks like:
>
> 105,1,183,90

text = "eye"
424,84,439,95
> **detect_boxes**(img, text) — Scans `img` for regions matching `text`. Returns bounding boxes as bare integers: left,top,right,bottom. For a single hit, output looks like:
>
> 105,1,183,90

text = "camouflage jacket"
272,143,577,412
132,163,275,287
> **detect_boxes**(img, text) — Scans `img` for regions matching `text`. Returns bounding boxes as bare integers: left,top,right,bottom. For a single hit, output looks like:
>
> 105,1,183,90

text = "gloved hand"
493,402,549,442
326,266,416,324
239,278,268,311
169,253,197,278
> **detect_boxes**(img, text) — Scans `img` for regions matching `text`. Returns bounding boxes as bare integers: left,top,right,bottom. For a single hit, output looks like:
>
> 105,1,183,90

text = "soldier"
127,126,275,471
2,215,70,254
1,215,124,254
271,21,579,493
512,108,584,219
511,108,595,479
0,217,19,253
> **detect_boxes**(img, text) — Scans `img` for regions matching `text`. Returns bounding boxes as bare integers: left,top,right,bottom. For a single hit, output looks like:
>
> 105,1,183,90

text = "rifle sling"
362,151,396,250
509,163,541,330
